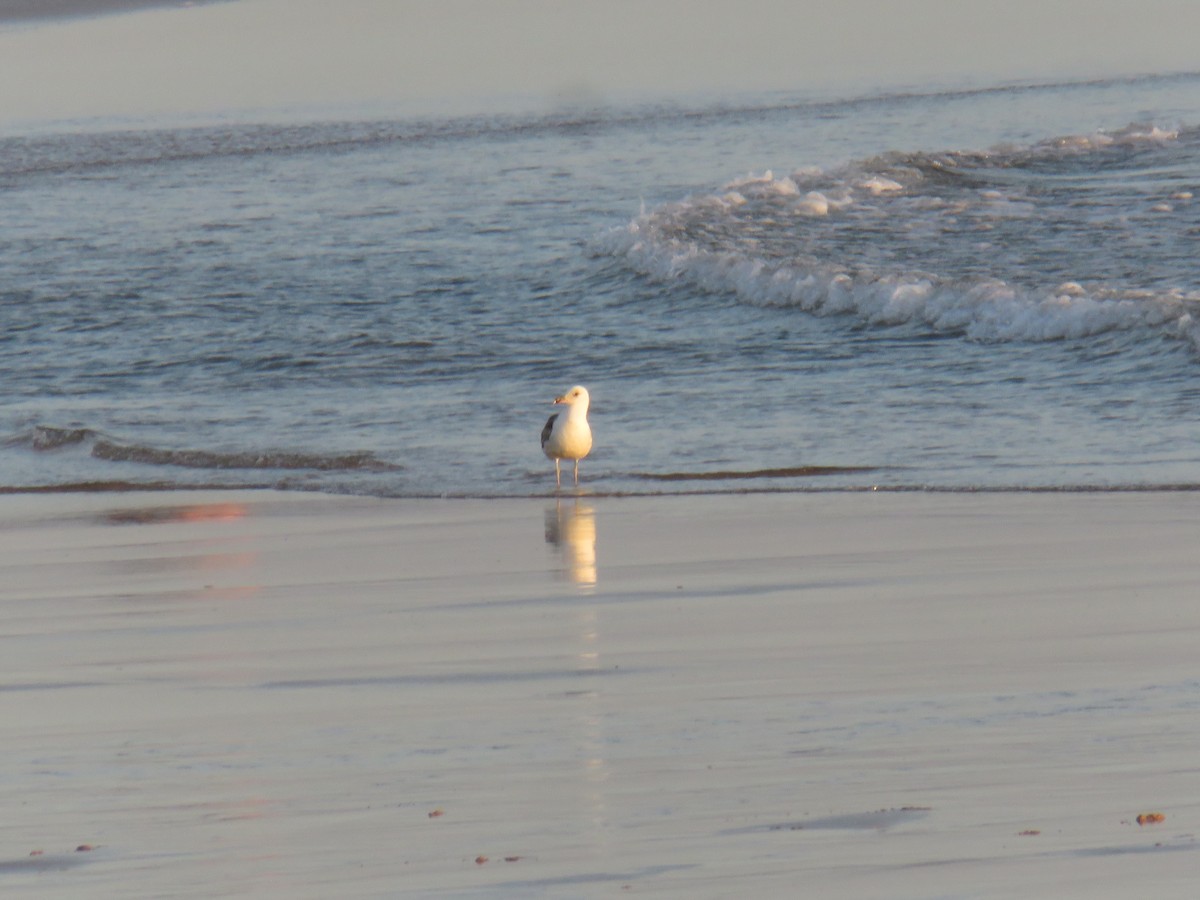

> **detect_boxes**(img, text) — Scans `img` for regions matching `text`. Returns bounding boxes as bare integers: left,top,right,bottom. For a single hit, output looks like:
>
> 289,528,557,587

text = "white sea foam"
1036,123,1179,154
723,171,777,190
795,191,830,216
601,214,1200,345
595,121,1200,348
858,176,904,195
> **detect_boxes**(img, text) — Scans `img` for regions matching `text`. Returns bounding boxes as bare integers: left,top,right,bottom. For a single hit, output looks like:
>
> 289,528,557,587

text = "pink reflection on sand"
100,501,261,602
102,501,248,526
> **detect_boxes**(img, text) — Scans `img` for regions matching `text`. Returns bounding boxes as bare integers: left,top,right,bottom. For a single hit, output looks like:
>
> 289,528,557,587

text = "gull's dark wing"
540,413,558,449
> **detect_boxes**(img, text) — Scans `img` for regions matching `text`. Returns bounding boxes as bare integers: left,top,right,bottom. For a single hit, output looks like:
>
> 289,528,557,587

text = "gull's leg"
573,459,580,486
554,459,561,488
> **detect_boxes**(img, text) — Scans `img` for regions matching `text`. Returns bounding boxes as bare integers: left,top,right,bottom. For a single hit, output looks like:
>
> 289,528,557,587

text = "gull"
541,385,592,488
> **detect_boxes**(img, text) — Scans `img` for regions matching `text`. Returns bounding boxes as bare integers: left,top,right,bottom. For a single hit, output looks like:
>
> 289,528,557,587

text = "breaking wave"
595,122,1200,348
8,426,398,473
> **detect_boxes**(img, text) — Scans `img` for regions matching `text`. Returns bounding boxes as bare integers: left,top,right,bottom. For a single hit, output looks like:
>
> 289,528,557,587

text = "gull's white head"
553,385,590,411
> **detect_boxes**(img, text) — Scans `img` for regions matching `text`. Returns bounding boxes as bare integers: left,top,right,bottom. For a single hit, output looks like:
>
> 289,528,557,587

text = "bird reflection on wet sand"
544,501,597,588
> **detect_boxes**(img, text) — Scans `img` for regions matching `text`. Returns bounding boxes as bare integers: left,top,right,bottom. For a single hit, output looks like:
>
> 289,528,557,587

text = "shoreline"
8,479,1200,499
3,488,1199,896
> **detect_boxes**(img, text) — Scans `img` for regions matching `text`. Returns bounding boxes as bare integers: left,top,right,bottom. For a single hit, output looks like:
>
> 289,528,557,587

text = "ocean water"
3,72,1200,497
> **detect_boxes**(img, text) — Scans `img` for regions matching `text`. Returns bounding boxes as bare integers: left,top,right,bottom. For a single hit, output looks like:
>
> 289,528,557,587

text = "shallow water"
3,73,1200,496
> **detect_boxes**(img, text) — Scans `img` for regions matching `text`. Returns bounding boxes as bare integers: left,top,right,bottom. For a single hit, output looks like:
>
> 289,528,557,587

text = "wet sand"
2,489,1199,897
